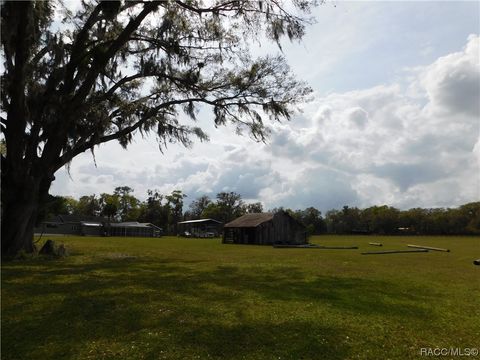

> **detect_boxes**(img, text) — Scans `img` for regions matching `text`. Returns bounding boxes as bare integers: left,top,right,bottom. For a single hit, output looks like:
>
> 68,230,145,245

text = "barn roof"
224,213,274,228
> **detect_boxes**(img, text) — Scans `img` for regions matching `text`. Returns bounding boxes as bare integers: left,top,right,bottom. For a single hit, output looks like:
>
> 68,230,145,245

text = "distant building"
109,222,162,237
35,215,162,237
80,221,105,236
35,215,105,236
223,211,307,245
177,218,223,237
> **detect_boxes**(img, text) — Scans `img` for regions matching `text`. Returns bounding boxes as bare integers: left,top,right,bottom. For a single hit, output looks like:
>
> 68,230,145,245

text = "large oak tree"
1,0,315,256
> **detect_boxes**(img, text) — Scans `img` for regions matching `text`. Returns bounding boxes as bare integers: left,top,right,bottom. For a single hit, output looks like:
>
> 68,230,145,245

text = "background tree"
245,202,264,213
324,209,341,234
75,195,101,218
201,202,224,223
292,207,326,234
28,184,480,236
398,208,427,234
113,186,140,222
216,191,245,223
1,0,314,255
138,189,168,229
269,207,285,214
459,202,480,234
188,195,212,219
99,193,120,220
36,195,77,224
165,190,186,235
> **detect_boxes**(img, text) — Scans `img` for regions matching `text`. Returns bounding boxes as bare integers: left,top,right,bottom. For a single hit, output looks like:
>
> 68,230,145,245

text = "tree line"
40,188,480,236
322,204,480,235
39,187,263,235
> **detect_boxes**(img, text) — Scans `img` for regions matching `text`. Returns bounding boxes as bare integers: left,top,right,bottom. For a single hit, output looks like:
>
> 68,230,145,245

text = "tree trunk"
1,171,51,257
1,200,38,256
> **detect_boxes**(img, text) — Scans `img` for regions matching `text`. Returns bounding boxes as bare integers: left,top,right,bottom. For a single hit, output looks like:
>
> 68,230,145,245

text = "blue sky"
284,1,479,93
51,1,480,213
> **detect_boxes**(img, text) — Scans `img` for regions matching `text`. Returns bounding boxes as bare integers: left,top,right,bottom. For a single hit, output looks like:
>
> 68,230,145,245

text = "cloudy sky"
51,1,480,213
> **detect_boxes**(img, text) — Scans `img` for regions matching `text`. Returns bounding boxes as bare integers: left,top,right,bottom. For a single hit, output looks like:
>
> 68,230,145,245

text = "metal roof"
224,213,274,228
58,215,109,223
80,222,103,227
108,222,162,230
178,218,222,225
111,222,153,228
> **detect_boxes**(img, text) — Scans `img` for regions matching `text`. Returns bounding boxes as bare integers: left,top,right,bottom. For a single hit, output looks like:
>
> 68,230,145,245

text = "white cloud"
263,34,480,210
422,34,480,118
51,34,480,212
266,166,361,211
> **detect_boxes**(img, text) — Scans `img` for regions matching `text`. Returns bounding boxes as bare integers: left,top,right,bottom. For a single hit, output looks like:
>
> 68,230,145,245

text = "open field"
2,235,479,360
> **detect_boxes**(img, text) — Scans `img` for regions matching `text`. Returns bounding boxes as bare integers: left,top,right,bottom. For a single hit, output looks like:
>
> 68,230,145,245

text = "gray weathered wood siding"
223,212,306,245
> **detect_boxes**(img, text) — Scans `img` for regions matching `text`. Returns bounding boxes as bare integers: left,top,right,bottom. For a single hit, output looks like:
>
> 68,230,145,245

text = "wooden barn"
223,211,307,245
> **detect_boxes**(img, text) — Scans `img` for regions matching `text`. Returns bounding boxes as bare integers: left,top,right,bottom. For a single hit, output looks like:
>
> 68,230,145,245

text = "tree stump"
39,240,68,257
39,239,56,255
57,244,68,257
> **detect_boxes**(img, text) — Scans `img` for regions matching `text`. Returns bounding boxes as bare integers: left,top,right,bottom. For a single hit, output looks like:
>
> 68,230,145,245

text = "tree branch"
174,0,241,15
62,3,103,94
71,2,158,105
40,2,159,168
55,97,201,169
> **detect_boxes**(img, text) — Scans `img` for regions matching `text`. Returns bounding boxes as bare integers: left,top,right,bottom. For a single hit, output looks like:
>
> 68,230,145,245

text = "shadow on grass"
2,255,438,360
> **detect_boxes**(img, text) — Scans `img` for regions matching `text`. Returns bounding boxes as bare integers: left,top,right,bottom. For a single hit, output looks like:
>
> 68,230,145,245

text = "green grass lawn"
2,235,479,360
